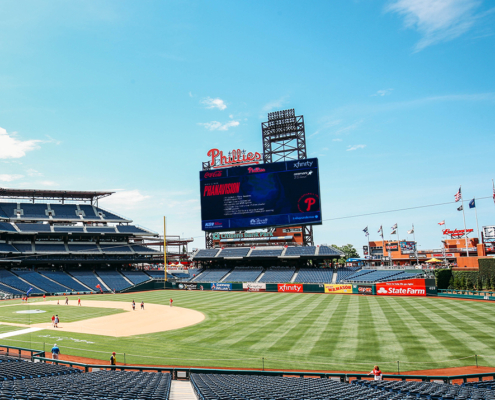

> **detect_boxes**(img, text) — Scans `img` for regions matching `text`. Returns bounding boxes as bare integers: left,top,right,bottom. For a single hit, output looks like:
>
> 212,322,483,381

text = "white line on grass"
0,327,43,339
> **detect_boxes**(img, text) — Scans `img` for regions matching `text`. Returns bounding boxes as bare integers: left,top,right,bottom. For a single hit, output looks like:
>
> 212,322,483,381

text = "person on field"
368,365,383,380
78,297,81,306
141,301,144,310
132,300,136,311
110,352,117,371
51,315,55,327
54,315,59,328
43,294,46,301
51,344,60,362
65,296,68,305
169,298,173,307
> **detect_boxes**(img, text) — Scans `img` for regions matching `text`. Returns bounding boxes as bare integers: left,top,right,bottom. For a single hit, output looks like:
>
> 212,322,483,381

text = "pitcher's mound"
33,300,205,337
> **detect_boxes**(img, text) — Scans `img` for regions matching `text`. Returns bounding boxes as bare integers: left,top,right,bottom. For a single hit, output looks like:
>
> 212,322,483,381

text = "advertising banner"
243,282,267,292
177,283,198,290
324,284,352,294
400,241,416,254
356,285,373,294
277,283,303,293
211,283,232,291
376,279,426,297
385,242,399,251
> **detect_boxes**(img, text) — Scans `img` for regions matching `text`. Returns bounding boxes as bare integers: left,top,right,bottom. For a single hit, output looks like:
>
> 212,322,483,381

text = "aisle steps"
170,380,197,400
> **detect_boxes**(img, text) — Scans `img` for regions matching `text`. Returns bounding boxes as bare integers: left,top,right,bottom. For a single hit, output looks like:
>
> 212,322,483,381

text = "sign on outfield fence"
324,284,352,294
277,283,303,293
242,282,266,292
211,283,232,291
376,279,426,297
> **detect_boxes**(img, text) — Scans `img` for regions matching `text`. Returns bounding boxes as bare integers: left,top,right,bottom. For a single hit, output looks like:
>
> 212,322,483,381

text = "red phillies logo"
278,283,303,293
207,148,262,169
204,171,222,178
297,193,320,213
248,167,266,173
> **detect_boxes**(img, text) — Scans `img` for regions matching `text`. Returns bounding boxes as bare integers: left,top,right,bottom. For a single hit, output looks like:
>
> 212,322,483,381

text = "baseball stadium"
1,109,495,400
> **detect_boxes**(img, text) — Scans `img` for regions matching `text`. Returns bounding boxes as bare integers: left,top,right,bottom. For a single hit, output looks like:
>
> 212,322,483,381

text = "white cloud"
201,97,227,110
38,181,58,187
335,120,363,135
99,189,150,211
346,144,366,151
27,168,42,177
332,138,343,142
0,127,42,159
0,174,23,182
386,0,482,51
372,88,394,96
322,147,329,151
198,120,240,131
262,96,289,113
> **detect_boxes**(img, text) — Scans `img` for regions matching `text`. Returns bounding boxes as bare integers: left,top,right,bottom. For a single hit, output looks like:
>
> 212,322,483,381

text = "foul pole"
164,216,167,285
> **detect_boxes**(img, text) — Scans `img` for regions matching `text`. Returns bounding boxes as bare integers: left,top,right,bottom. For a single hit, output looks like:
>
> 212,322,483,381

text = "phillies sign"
277,283,303,293
442,228,473,238
376,279,426,297
207,148,262,169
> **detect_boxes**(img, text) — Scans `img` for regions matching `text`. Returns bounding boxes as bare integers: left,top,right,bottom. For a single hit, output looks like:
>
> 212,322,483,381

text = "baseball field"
1,290,494,372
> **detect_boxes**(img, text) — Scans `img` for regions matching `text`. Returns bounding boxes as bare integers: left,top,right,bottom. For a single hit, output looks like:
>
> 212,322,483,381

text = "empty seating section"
18,204,48,219
116,225,151,234
0,282,23,295
69,271,108,292
0,243,18,253
285,246,316,256
0,203,18,218
100,243,133,253
146,270,175,280
218,248,250,258
41,271,89,292
48,204,78,219
344,269,374,281
318,245,344,256
224,267,263,282
77,204,98,219
191,373,402,400
194,249,220,258
53,226,85,233
67,244,100,253
249,248,283,257
15,271,69,293
13,243,33,252
35,243,67,253
0,356,81,380
343,269,423,282
194,269,231,282
188,268,202,280
121,270,151,285
0,269,42,293
16,223,51,232
86,226,117,233
0,222,17,232
0,205,8,219
0,369,171,400
97,271,132,291
130,244,158,253
295,268,334,283
336,267,361,282
94,206,126,221
259,267,295,283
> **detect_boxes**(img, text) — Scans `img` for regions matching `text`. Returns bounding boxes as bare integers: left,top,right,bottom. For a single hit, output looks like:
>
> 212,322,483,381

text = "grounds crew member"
110,352,117,370
51,344,60,362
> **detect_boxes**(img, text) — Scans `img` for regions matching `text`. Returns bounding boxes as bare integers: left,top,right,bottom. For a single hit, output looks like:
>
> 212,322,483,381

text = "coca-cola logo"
204,171,222,178
278,283,303,293
248,167,266,173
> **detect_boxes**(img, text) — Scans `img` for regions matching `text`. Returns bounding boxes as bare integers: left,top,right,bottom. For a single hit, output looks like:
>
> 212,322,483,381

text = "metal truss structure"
0,188,113,206
262,108,307,163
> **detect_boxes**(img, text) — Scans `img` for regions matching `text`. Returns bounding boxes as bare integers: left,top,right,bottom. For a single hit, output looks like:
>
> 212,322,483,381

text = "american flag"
454,187,461,202
493,180,495,204
438,220,445,226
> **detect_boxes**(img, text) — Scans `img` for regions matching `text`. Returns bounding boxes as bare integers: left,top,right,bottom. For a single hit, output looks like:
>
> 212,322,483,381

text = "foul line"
0,327,43,339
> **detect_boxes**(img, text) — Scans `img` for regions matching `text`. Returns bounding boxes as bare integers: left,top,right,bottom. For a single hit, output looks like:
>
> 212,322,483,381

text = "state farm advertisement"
277,283,303,293
324,284,352,294
376,279,426,297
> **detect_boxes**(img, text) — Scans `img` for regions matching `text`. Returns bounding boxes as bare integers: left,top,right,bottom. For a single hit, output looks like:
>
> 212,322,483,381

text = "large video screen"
200,158,322,231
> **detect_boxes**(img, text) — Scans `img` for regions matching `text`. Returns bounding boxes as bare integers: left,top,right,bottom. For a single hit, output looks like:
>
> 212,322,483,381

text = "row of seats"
0,356,80,380
344,269,423,283
0,222,153,235
0,243,159,254
0,203,126,222
224,267,263,282
259,267,295,283
336,267,361,282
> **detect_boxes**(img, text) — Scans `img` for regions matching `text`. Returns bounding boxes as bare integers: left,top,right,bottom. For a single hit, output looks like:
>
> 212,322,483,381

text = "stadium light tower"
262,109,313,246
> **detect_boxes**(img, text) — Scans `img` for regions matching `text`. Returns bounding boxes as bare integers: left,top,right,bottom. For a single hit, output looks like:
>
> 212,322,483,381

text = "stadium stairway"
332,270,338,283
95,274,111,291
170,380,196,400
290,268,299,283
255,270,264,282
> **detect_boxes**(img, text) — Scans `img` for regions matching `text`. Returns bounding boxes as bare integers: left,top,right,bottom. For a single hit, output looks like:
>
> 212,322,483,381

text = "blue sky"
0,0,494,253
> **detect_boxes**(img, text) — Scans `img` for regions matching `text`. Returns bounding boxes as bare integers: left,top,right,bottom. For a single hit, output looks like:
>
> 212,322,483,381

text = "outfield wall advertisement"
324,284,352,294
243,282,266,292
211,283,232,291
277,283,303,293
376,279,426,297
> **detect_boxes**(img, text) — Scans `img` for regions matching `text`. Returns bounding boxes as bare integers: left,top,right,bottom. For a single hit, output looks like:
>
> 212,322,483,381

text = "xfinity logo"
250,218,268,225
293,161,313,169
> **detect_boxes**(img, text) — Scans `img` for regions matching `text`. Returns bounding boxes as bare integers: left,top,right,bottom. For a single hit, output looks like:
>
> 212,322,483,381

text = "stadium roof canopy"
0,188,114,203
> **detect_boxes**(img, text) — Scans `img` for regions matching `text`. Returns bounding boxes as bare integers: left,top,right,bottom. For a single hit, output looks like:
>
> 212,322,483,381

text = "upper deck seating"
249,248,283,257
295,268,334,283
77,204,99,218
18,204,49,219
15,270,69,293
285,246,317,256
67,243,100,253
94,206,126,221
116,225,153,234
217,248,250,258
0,269,43,293
97,271,132,291
224,267,263,282
0,222,17,232
68,270,108,292
131,244,160,253
16,223,51,232
193,249,220,259
86,226,118,234
41,271,89,292
319,245,344,256
0,203,19,218
193,269,231,282
0,243,19,253
53,226,85,233
259,267,295,283
35,243,67,253
12,243,34,252
121,270,151,285
48,204,79,219
100,243,133,253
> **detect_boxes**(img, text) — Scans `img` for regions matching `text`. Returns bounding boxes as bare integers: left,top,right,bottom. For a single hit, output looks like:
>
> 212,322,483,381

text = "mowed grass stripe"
327,296,361,361
288,295,344,356
441,298,495,325
249,294,328,352
403,298,493,355
381,297,454,362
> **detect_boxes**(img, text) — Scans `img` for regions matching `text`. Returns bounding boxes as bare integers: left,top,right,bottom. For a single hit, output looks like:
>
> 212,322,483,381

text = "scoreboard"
200,158,322,231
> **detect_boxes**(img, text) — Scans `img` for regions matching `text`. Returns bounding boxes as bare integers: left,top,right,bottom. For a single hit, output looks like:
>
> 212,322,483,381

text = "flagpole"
460,186,469,257
412,224,419,266
474,197,480,243
367,230,371,268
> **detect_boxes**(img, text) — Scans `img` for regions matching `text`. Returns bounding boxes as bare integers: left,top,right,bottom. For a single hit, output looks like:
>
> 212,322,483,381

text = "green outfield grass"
1,291,494,372
0,304,125,325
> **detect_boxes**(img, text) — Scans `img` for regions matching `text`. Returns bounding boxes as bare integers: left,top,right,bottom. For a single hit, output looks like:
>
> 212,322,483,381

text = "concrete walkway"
170,380,197,400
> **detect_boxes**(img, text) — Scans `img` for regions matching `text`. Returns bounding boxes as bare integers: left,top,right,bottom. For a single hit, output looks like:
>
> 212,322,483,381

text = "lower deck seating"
0,269,43,294
223,267,263,282
0,282,24,295
0,356,80,380
15,270,69,293
40,271,89,292
336,267,361,282
96,271,132,291
121,270,151,285
145,270,175,280
295,268,334,283
259,267,295,283
192,269,231,282
68,270,109,292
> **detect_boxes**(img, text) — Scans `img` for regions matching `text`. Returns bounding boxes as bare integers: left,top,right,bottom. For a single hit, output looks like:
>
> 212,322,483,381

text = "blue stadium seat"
0,269,43,294
96,271,133,291
68,270,109,292
295,268,334,283
259,267,295,283
193,269,231,282
224,267,263,282
121,270,151,285
285,246,317,256
15,270,69,293
41,271,90,292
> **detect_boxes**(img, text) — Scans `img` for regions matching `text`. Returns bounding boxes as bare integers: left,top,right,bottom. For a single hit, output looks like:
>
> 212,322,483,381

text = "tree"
476,275,483,291
448,276,454,289
331,244,360,266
